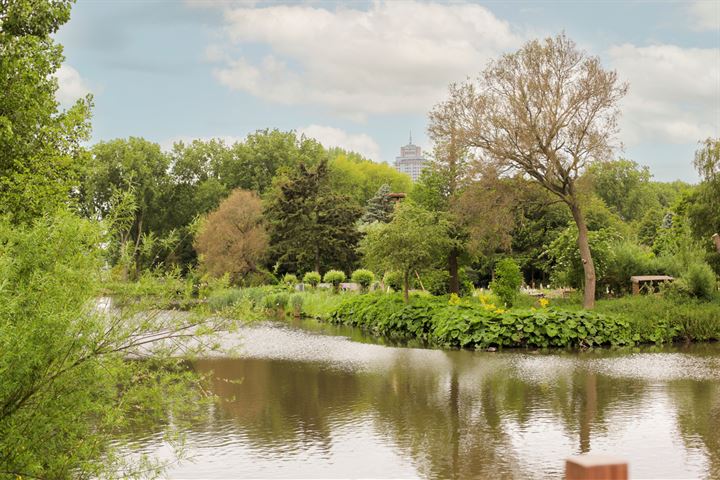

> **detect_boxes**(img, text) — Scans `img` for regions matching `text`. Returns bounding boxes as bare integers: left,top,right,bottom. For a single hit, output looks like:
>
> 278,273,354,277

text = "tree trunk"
448,249,460,295
403,270,410,304
314,245,321,273
570,202,596,309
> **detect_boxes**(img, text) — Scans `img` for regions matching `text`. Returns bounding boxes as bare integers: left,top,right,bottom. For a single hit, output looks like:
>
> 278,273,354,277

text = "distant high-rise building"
394,133,428,182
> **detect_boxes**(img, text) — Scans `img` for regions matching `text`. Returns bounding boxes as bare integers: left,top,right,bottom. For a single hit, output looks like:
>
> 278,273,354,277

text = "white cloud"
688,0,720,31
608,43,720,146
297,124,382,161
55,65,92,106
208,1,522,119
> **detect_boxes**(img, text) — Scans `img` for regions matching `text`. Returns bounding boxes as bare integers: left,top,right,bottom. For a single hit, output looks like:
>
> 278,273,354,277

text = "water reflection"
126,321,720,479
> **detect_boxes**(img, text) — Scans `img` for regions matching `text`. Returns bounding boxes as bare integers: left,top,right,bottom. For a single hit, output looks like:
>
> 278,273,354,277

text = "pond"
126,317,720,479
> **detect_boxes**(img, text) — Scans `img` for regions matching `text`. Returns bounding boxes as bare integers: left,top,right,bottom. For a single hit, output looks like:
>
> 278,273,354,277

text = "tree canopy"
430,33,628,308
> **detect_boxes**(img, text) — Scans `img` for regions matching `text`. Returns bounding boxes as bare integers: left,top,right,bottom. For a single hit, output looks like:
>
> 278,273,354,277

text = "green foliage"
360,183,395,224
327,151,412,206
0,212,220,478
604,241,660,295
675,263,717,300
545,227,620,289
0,0,92,224
416,268,473,296
323,269,346,288
383,271,403,291
351,269,375,291
303,271,322,287
586,159,658,222
329,294,637,348
490,258,523,307
265,159,363,274
283,273,299,286
291,293,304,309
360,202,451,301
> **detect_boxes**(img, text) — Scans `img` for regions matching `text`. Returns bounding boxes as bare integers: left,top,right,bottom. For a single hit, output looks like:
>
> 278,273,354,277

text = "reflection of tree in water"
193,358,365,454
668,380,720,478
186,350,717,479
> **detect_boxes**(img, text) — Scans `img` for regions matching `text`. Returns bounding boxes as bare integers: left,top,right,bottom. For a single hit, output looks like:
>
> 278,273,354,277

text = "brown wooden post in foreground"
565,455,628,480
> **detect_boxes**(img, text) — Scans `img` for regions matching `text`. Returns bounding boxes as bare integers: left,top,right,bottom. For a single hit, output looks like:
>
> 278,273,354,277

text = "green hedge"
329,294,640,349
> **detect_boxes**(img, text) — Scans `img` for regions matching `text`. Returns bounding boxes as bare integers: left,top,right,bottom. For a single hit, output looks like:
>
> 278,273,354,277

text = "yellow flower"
494,308,505,314
539,298,549,308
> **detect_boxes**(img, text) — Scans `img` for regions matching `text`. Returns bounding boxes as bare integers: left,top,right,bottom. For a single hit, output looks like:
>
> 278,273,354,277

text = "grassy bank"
104,276,720,349
328,292,720,348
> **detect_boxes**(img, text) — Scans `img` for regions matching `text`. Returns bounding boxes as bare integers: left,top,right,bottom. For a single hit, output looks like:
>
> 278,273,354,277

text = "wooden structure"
713,233,720,253
565,455,628,480
386,192,406,202
630,275,674,295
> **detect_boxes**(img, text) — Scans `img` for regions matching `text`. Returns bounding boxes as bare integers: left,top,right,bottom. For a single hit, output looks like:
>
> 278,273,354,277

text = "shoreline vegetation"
105,277,720,350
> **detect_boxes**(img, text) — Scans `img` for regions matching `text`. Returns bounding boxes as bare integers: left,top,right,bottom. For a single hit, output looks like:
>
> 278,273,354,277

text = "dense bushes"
329,292,720,348
351,269,375,291
329,294,638,348
303,271,321,287
490,258,522,307
323,270,346,292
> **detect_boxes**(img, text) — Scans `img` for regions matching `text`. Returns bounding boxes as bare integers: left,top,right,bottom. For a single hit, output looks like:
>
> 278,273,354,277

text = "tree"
361,183,395,224
0,0,93,224
360,202,450,302
0,211,223,479
430,34,627,308
585,159,657,222
265,159,363,274
412,126,471,294
688,138,720,245
194,189,269,284
327,149,412,205
81,137,172,276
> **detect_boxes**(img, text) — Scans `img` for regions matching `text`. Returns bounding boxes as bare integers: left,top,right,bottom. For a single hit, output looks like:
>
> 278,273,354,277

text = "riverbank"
104,279,720,349
327,292,720,349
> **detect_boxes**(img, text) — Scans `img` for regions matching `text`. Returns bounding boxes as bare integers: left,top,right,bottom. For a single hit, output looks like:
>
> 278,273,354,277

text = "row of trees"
64,34,717,312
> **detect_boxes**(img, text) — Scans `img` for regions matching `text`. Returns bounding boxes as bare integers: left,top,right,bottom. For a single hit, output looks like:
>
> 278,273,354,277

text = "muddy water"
125,318,720,479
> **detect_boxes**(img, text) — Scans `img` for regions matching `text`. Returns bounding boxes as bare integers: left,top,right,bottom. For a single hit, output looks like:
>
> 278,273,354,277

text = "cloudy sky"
56,0,719,182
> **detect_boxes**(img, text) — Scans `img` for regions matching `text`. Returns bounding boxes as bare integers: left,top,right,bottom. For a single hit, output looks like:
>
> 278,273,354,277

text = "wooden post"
631,280,640,295
565,455,628,480
713,233,720,253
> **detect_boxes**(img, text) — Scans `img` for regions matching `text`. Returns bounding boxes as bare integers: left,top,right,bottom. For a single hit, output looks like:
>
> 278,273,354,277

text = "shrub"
680,262,717,300
323,270,346,292
329,293,635,348
351,269,375,291
283,273,299,287
383,271,403,291
291,294,304,317
242,269,278,287
604,241,659,295
303,271,321,288
490,258,523,307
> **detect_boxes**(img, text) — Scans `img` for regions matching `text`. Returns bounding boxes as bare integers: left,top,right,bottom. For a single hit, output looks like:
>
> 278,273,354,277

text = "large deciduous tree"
81,137,171,276
194,189,268,283
430,33,627,308
0,0,92,223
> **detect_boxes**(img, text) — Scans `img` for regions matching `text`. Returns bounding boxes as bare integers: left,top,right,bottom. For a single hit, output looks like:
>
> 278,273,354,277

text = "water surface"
126,318,720,479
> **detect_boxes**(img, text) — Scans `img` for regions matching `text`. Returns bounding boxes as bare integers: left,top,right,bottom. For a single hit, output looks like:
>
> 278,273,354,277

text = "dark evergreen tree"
360,183,394,224
265,159,362,274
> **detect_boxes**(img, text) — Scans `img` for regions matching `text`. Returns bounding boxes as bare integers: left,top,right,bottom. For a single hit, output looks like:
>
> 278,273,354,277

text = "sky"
55,0,720,182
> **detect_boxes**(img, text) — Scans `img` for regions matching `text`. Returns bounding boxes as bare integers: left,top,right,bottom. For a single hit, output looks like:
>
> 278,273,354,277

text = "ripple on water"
589,353,720,381
218,321,451,373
